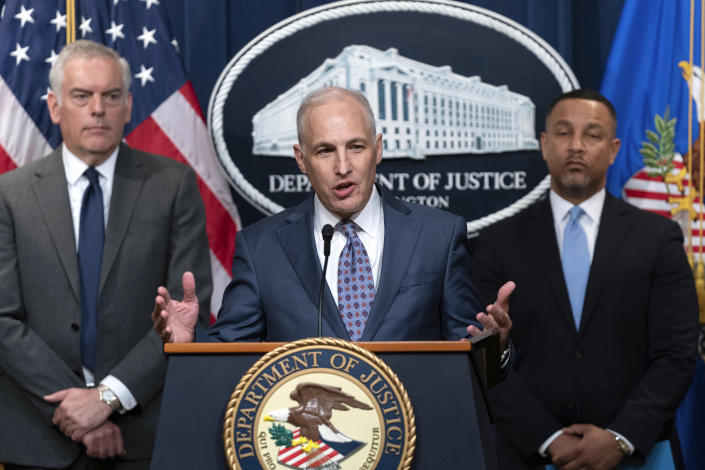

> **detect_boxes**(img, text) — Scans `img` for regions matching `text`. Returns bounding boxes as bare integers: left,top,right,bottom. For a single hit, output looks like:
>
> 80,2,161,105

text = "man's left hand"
44,387,112,441
82,420,127,459
467,281,515,350
556,423,625,470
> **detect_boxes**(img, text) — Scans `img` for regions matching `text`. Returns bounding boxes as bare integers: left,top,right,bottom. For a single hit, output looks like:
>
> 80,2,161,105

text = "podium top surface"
164,341,472,354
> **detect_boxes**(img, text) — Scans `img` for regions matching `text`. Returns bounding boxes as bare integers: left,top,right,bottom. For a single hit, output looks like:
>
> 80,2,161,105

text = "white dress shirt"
539,188,634,456
313,187,384,307
61,144,137,412
550,188,605,261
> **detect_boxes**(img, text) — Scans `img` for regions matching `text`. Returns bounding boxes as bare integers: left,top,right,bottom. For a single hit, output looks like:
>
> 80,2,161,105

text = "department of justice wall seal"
223,338,415,470
209,0,579,233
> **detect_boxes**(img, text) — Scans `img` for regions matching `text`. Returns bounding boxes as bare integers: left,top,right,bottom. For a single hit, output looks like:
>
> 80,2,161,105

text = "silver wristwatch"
615,435,630,455
97,384,122,413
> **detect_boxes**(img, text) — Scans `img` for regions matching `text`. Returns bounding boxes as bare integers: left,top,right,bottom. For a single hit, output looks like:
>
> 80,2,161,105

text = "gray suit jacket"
0,144,212,467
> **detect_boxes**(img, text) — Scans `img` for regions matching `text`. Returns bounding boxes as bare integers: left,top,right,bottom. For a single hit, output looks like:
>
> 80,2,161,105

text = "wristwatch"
97,384,122,413
615,435,630,455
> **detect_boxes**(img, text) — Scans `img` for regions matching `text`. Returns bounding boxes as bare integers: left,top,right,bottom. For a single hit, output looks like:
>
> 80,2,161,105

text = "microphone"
318,224,334,337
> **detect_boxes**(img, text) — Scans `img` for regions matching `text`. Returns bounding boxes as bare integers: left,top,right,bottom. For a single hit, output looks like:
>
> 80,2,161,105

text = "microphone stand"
318,224,334,337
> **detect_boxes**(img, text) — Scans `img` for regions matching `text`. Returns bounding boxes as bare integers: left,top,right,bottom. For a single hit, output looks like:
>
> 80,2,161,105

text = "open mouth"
333,181,355,198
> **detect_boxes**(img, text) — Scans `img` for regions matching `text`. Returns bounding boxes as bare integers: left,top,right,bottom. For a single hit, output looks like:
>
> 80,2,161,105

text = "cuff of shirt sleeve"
538,430,564,457
101,375,138,413
607,429,635,455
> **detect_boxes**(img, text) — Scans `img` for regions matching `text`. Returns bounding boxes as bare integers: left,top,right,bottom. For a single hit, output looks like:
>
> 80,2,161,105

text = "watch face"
616,437,629,454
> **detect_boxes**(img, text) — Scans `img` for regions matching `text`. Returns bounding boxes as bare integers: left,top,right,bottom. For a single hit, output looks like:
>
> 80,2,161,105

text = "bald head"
296,86,376,150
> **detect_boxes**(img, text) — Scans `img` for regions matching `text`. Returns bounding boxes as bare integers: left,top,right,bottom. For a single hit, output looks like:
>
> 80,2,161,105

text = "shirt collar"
549,188,606,224
61,143,119,185
314,185,382,237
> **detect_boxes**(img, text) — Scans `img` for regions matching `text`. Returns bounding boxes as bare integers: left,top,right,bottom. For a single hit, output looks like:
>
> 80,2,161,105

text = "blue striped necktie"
78,167,104,372
562,206,590,328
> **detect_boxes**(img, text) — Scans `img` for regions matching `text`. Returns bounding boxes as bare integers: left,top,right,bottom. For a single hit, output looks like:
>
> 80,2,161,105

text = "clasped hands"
44,387,125,458
547,424,626,470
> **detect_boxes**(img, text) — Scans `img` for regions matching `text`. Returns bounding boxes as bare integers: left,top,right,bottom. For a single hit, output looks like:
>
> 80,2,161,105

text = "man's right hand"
152,271,199,343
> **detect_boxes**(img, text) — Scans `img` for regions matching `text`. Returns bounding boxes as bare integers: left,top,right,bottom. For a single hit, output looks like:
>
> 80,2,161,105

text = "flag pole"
66,0,75,44
699,0,705,324
688,0,695,266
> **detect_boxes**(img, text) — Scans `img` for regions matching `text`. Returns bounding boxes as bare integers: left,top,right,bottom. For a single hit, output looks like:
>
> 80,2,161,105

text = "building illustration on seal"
251,44,538,160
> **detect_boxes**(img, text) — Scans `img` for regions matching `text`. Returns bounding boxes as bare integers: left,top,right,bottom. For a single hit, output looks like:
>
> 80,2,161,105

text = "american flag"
277,428,346,469
0,0,240,320
623,157,705,255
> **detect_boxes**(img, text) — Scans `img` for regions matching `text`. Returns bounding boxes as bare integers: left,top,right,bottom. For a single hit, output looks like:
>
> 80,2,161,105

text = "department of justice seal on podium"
223,338,415,470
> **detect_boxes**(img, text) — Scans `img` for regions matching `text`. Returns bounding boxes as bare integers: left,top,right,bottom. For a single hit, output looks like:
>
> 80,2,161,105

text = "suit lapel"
100,145,145,293
580,194,627,333
276,196,349,339
31,149,81,300
360,189,420,341
524,198,576,330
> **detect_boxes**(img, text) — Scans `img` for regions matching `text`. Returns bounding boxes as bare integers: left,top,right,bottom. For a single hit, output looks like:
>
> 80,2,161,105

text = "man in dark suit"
0,41,211,468
153,86,514,349
472,89,698,470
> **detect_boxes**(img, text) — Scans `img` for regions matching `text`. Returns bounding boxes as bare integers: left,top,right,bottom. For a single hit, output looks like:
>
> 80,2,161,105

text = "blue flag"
601,2,705,470
601,0,697,198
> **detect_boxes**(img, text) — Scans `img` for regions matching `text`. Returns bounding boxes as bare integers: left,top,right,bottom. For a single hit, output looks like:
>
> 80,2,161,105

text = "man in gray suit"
0,41,211,468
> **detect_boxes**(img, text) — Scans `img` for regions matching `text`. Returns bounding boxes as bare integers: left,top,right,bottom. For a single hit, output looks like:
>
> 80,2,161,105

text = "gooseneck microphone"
318,224,334,337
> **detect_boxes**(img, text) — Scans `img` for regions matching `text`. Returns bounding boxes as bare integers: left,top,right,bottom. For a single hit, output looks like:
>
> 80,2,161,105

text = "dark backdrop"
0,0,625,225
160,0,625,225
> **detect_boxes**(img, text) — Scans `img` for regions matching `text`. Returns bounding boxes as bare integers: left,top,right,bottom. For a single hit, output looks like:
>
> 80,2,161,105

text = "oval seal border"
223,337,416,470
208,0,579,233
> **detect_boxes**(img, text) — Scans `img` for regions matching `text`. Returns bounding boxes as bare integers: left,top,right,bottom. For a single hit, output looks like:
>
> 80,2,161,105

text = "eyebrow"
311,137,369,149
69,87,123,95
552,120,606,131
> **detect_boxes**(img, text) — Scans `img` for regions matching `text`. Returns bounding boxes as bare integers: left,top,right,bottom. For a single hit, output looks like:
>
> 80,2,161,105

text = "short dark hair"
546,89,617,133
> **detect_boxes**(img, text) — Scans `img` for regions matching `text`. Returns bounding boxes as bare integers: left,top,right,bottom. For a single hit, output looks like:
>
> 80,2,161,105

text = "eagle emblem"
264,382,373,469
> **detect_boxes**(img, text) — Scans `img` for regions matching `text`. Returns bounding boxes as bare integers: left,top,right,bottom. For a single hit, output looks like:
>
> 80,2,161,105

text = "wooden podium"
151,339,499,469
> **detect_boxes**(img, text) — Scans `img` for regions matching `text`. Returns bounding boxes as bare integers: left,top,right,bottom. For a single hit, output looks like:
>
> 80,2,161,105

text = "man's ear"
294,144,307,174
47,91,61,125
375,133,383,164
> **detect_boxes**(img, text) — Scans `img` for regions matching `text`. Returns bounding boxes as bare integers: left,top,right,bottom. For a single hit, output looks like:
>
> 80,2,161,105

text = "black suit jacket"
0,144,212,467
471,193,698,469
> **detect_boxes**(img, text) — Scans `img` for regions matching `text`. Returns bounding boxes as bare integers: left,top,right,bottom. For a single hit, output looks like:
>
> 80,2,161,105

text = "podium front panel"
152,349,497,469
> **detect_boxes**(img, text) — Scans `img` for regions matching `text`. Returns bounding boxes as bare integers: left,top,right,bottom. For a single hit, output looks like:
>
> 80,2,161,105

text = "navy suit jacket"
208,186,481,341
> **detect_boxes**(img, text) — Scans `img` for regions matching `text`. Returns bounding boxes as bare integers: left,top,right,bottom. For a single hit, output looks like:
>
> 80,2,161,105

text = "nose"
89,93,105,116
334,150,352,176
568,134,584,152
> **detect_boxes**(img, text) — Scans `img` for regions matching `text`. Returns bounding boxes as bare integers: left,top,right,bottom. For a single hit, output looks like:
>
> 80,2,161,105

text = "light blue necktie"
562,206,590,327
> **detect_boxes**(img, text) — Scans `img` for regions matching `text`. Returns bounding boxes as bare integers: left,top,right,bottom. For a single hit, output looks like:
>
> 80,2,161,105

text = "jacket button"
70,323,79,332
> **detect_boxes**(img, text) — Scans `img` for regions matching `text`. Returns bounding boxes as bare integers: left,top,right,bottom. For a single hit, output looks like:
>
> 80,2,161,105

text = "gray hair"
296,86,376,148
49,40,131,104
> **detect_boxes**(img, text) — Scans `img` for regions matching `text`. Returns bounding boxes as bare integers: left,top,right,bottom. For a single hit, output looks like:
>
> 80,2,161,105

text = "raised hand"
467,281,515,350
152,271,199,343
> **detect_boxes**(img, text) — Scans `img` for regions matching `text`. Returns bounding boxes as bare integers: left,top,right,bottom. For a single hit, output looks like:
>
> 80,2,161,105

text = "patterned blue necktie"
336,220,375,341
562,206,590,328
78,167,104,372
